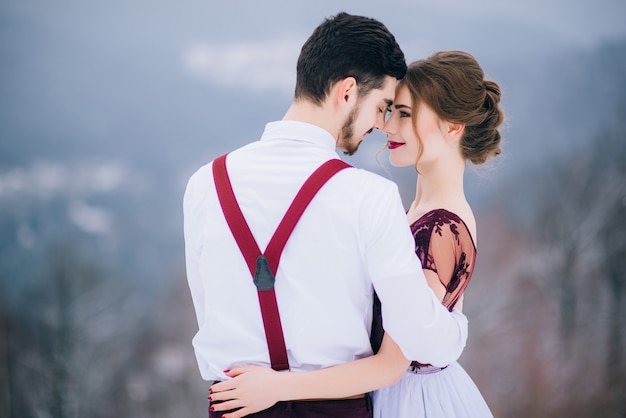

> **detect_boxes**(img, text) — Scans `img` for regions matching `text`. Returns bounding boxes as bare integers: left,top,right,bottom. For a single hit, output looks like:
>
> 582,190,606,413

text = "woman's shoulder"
412,205,477,247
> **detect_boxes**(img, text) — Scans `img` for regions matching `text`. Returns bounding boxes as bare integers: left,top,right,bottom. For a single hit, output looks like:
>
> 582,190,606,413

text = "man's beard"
337,105,362,156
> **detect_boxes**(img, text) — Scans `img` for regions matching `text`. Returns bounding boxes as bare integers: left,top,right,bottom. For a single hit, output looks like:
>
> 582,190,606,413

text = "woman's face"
383,83,449,169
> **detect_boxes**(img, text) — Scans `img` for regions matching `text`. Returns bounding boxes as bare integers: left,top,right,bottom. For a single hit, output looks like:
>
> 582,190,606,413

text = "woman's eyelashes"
389,109,410,119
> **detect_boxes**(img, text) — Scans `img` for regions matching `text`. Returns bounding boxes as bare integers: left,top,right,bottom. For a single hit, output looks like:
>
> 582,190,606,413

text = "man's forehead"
380,77,397,103
376,93,394,107
362,76,396,103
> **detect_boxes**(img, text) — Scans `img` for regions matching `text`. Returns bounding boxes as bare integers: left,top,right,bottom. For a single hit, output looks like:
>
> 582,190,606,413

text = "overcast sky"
1,0,625,175
187,0,626,99
175,0,626,94
4,0,624,96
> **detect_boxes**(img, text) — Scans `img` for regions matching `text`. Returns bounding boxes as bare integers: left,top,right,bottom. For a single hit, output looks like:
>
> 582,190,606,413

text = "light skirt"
371,361,493,418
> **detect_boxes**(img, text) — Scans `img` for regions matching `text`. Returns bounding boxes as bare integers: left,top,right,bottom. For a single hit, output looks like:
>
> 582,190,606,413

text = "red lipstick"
387,141,404,150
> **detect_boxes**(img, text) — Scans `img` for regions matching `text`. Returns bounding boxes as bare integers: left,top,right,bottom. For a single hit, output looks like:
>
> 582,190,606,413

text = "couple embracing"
184,11,503,418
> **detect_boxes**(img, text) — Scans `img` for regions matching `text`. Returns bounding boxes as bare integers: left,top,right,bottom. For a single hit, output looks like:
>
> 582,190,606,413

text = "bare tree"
1,240,128,418
596,130,626,388
517,125,626,415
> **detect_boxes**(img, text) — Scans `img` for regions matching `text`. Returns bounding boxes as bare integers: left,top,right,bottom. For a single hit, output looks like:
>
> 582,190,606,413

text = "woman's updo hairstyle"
403,50,504,164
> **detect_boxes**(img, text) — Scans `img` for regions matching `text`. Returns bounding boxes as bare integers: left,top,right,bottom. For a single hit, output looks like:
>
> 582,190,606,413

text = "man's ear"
334,77,358,109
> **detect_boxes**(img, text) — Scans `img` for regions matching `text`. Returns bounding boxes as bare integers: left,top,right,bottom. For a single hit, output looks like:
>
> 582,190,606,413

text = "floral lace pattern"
410,209,476,310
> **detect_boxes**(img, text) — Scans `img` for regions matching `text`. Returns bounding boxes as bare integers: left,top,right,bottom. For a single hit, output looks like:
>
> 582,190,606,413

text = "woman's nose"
383,117,395,135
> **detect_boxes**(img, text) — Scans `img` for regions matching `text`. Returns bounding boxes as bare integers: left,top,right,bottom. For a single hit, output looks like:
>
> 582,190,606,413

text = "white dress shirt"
184,121,468,381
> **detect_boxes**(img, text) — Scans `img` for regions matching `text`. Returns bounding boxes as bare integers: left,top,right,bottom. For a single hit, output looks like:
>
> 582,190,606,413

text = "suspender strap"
263,158,352,274
213,155,262,276
212,154,351,371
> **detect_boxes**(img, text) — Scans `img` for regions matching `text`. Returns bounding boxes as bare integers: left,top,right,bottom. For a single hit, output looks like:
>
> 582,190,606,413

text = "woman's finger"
211,380,235,394
210,389,238,402
223,406,255,418
210,399,243,412
225,366,250,377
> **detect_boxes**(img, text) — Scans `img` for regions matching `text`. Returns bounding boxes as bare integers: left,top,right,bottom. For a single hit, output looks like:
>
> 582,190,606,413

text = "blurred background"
1,0,625,417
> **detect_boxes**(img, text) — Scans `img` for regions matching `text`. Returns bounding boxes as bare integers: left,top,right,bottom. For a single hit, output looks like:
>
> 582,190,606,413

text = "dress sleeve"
426,217,476,311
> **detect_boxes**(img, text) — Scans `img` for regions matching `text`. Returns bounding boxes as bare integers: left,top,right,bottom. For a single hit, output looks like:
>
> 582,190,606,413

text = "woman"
209,50,504,418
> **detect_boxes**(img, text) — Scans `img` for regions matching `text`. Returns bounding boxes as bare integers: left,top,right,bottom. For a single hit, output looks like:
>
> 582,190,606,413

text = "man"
184,12,468,417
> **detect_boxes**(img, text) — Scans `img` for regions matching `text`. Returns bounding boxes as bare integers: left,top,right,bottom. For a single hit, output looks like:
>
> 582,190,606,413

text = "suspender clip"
253,255,275,291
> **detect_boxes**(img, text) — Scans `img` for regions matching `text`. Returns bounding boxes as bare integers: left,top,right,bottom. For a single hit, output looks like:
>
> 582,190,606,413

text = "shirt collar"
261,121,337,151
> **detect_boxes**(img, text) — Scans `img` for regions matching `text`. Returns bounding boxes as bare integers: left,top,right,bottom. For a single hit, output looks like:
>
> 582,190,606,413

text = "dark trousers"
209,395,372,418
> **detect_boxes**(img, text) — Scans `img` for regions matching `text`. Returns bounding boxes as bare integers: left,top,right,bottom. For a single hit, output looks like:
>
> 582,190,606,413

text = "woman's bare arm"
209,333,410,417
210,265,464,417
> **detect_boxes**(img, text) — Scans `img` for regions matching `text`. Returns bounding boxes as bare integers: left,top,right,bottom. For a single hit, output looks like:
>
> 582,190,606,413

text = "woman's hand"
209,366,285,418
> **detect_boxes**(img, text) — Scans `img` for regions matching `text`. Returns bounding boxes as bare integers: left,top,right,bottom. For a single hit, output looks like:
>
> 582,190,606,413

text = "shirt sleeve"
183,165,209,329
363,181,468,366
426,217,477,311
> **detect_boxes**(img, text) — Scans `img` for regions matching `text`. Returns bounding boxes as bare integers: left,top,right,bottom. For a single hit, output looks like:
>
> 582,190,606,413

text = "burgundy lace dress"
371,209,493,418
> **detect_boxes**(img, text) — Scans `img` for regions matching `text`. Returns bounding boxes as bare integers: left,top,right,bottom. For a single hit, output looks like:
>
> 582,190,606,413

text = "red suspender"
212,154,351,371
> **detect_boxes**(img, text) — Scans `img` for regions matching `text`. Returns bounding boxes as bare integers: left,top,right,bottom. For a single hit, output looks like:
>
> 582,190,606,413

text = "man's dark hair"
295,12,406,104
